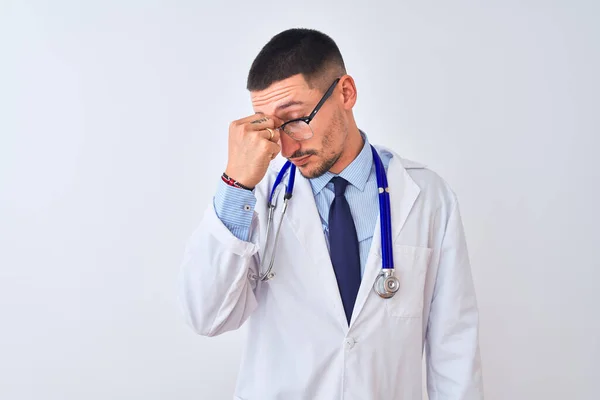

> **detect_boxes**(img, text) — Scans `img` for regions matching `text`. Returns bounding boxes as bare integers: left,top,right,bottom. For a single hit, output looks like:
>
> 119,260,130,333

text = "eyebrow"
254,100,306,117
275,100,305,113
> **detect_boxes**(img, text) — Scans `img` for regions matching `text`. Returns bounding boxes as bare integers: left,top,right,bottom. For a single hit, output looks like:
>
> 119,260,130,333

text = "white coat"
179,145,484,400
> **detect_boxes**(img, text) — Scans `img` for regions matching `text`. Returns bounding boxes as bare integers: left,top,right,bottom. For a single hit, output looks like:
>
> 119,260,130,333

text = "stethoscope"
254,145,400,299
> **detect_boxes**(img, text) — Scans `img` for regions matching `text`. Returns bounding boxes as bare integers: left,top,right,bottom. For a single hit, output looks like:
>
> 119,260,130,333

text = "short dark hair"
246,28,347,92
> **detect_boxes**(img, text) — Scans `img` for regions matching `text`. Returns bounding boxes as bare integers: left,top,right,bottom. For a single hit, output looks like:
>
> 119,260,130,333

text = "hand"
225,113,283,189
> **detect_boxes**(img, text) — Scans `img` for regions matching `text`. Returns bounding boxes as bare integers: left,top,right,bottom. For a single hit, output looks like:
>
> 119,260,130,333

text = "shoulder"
374,144,459,209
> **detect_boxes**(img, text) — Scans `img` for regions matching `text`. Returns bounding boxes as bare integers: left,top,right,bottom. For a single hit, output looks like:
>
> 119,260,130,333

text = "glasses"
276,78,341,141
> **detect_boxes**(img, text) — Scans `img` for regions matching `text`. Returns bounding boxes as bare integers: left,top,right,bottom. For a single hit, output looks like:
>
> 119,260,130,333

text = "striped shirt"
213,132,391,277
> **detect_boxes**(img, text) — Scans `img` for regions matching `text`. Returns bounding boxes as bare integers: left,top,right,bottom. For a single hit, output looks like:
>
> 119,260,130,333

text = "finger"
260,127,280,143
234,113,272,127
271,128,281,143
234,113,267,125
266,141,281,160
256,128,273,142
244,114,285,130
249,115,271,126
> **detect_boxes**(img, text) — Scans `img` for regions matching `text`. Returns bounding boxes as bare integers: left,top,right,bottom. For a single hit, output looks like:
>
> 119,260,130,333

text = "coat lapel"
350,150,422,326
280,165,349,330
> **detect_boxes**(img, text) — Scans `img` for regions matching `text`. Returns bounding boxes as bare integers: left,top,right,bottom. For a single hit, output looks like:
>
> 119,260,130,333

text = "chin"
297,160,328,179
297,165,315,179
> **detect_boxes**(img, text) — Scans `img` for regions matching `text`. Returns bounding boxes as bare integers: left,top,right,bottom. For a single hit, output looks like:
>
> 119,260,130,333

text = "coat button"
345,337,356,349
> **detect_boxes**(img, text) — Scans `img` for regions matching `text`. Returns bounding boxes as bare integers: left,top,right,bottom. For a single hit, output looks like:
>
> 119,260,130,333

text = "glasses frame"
276,77,341,141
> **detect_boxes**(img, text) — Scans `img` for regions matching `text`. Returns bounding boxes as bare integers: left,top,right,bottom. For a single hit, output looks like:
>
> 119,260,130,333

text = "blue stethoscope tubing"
258,161,297,281
269,161,296,203
371,145,399,298
372,145,393,270
258,145,400,299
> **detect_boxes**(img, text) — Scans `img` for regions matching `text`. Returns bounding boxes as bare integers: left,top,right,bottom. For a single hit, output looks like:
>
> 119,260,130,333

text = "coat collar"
267,145,425,329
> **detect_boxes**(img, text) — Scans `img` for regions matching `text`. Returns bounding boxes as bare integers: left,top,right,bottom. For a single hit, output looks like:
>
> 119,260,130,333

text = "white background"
1,1,599,399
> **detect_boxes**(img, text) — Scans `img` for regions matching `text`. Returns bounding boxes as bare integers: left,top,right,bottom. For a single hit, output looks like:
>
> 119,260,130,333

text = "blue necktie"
328,177,361,324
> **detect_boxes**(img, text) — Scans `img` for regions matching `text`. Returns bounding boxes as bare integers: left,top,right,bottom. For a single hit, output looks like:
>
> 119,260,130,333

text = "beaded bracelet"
221,172,254,191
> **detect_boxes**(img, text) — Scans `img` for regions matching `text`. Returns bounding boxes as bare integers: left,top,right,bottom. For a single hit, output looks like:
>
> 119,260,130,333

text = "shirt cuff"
213,179,257,241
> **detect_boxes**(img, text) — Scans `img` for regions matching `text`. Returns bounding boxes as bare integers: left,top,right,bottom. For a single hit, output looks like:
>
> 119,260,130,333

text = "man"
179,28,483,399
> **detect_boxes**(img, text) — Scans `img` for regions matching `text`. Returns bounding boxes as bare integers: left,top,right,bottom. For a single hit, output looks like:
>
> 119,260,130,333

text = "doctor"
179,28,483,399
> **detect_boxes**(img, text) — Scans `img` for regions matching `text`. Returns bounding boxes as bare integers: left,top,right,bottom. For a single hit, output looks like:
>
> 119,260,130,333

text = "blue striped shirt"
213,132,391,277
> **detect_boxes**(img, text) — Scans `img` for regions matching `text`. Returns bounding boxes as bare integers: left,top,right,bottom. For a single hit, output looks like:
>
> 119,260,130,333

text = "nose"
279,133,301,159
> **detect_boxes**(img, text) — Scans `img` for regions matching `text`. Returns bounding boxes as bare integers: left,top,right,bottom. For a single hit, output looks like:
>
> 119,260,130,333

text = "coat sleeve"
177,204,261,337
425,194,484,399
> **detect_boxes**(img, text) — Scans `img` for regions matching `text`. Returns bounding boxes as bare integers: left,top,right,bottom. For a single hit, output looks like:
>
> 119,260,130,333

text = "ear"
339,75,357,110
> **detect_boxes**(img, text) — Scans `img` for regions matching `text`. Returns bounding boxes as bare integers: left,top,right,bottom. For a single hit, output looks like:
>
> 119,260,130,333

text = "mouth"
290,154,312,166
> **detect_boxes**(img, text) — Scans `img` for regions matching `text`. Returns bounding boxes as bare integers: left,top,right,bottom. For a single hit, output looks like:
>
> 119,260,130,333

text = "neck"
329,127,364,174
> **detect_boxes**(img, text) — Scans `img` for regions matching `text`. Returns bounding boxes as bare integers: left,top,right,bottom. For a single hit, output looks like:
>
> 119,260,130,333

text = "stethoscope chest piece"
374,269,400,299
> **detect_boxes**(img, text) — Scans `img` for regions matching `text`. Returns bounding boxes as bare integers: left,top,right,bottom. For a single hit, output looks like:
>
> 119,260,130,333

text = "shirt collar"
309,130,373,195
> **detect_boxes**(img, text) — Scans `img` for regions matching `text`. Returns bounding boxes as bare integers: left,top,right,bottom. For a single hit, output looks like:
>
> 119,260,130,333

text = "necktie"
328,177,361,324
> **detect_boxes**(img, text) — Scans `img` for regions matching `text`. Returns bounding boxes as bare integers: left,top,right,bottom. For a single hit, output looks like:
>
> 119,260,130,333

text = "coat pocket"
384,245,433,318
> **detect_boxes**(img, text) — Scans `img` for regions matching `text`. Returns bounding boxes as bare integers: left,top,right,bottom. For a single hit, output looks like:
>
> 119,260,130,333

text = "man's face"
251,74,348,179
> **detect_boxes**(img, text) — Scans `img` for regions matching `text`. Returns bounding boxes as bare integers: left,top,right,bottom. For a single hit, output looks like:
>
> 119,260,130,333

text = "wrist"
222,172,254,191
224,167,257,188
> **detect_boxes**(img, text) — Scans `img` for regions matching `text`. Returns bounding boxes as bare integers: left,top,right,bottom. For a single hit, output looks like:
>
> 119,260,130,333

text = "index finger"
247,113,285,128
